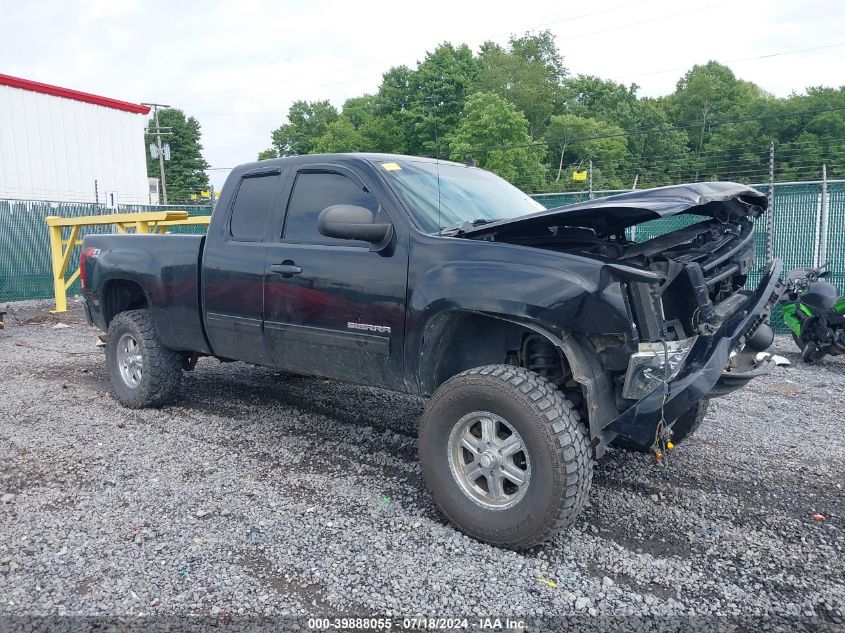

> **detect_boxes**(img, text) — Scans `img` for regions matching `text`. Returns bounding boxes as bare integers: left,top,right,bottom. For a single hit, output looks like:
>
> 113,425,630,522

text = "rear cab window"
229,172,280,241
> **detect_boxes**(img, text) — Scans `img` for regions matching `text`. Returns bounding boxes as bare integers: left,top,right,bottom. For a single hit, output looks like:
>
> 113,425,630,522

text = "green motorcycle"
781,263,845,362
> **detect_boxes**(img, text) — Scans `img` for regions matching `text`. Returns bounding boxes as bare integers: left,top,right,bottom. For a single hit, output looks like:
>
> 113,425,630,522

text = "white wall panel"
0,85,150,204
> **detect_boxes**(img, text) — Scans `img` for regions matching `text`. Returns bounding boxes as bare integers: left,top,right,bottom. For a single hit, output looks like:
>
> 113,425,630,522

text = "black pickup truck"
81,153,783,549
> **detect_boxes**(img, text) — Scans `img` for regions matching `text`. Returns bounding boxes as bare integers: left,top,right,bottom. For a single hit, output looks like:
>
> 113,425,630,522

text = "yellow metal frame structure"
45,211,211,313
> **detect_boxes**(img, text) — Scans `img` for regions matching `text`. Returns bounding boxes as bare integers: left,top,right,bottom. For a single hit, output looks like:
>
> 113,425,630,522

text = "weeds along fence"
0,201,211,303
533,180,845,331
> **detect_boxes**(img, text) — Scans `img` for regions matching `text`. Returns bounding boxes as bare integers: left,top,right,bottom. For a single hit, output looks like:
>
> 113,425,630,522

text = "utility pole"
819,163,829,267
766,142,775,264
588,159,593,199
143,103,170,205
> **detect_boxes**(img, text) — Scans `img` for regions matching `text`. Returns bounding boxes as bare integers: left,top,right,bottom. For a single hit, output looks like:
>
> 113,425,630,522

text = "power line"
449,105,845,157
610,40,845,81
554,2,726,43
191,2,722,111
190,0,652,104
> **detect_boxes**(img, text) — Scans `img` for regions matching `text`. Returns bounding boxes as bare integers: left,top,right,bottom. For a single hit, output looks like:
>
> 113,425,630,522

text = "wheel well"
419,311,619,458
102,280,149,326
419,311,573,397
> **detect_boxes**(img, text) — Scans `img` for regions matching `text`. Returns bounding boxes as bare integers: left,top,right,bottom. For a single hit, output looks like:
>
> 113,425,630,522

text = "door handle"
270,261,302,278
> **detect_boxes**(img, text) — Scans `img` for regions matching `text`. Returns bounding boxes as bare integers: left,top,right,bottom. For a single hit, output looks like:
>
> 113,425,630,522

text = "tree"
771,87,845,180
543,114,630,188
666,62,766,160
558,76,691,186
253,35,845,191
313,117,366,153
340,95,377,128
627,98,692,187
448,92,546,190
359,113,406,153
403,43,481,157
374,65,415,115
559,75,638,126
145,108,210,203
477,31,566,138
337,95,406,153
260,100,339,158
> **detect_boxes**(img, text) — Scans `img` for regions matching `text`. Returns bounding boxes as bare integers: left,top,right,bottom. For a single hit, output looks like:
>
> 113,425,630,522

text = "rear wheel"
418,365,592,550
801,340,820,363
106,310,183,408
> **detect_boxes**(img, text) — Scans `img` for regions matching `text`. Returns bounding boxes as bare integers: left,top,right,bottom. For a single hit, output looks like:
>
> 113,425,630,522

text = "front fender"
407,257,635,364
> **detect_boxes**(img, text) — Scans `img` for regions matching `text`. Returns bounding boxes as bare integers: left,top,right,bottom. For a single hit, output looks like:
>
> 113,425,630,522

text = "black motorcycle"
780,263,845,362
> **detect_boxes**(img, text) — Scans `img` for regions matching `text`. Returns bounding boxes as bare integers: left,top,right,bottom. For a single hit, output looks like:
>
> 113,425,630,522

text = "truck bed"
83,233,210,354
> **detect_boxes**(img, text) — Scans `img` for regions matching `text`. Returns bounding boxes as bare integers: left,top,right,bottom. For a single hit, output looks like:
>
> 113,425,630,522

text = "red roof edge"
0,74,151,115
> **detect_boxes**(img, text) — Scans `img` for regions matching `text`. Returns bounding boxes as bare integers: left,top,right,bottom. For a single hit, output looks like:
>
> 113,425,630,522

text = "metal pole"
588,159,593,200
154,106,168,205
766,142,774,264
143,102,171,206
629,173,638,241
819,164,829,266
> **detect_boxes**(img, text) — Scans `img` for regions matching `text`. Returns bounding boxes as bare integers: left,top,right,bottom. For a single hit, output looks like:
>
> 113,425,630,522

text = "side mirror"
317,205,393,251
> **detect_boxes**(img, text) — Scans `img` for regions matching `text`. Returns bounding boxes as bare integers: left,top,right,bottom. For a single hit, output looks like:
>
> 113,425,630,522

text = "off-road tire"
613,400,709,453
418,365,592,550
106,310,183,408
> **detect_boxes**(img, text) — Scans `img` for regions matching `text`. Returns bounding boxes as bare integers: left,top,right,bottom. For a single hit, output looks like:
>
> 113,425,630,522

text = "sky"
3,0,844,190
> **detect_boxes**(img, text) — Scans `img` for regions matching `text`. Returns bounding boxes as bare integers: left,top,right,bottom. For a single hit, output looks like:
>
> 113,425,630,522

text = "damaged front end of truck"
455,182,784,455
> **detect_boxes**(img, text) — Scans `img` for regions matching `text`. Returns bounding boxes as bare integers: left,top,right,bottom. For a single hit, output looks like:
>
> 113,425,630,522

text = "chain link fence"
0,201,211,303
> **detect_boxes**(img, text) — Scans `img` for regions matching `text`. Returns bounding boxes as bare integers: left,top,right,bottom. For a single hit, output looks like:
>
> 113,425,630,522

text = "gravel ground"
0,299,843,630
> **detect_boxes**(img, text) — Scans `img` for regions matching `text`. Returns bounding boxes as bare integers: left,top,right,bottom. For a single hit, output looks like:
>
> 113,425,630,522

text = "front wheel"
418,365,592,550
106,310,183,408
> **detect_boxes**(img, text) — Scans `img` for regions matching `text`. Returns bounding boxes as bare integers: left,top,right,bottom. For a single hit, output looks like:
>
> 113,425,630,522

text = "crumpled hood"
463,182,767,237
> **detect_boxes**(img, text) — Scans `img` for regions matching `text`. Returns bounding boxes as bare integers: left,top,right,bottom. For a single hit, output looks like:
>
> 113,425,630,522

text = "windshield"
375,159,546,233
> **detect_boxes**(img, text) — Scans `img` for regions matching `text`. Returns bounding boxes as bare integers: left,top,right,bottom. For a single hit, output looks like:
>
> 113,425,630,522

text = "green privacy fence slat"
0,201,211,303
827,185,845,280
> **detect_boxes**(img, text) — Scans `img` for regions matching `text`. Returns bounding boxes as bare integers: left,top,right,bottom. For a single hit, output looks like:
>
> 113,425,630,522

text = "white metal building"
0,74,151,204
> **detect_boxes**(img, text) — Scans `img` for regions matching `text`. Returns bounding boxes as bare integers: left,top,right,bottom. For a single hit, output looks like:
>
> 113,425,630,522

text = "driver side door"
262,165,408,388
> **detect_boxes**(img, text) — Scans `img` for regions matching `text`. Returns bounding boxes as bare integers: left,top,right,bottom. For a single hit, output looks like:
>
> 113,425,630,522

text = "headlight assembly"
621,337,698,400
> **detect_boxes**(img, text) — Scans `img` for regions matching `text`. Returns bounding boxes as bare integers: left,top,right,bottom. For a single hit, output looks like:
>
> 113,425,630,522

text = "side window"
229,172,279,241
283,171,379,245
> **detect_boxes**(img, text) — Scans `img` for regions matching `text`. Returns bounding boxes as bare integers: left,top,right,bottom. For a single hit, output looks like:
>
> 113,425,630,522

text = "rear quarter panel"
84,233,210,354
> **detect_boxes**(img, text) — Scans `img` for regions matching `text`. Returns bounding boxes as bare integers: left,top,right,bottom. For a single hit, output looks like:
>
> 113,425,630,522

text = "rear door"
262,164,408,388
202,167,282,365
